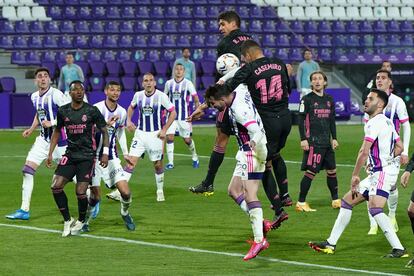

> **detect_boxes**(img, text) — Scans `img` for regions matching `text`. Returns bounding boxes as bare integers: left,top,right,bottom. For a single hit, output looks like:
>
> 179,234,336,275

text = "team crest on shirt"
142,105,154,116
314,102,318,107
82,114,87,122
64,117,70,122
172,90,181,100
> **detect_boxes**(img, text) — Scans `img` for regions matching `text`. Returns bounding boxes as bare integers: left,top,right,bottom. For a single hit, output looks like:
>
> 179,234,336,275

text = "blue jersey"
164,78,197,121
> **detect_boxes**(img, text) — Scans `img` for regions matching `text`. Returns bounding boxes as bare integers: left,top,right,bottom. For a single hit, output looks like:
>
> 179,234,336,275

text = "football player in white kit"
309,88,408,258
363,69,410,235
164,63,200,170
124,73,176,202
6,67,66,220
83,81,135,231
205,84,269,261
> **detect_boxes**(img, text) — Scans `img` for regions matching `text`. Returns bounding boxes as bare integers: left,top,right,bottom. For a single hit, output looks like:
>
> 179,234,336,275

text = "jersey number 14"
256,75,283,104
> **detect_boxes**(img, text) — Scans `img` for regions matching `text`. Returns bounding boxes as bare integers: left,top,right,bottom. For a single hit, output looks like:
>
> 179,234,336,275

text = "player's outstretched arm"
100,126,109,168
23,115,39,138
126,105,136,132
159,109,176,140
186,102,207,122
46,128,61,168
401,121,411,165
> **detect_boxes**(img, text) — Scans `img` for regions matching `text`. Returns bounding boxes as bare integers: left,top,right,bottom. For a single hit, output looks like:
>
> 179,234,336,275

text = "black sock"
327,172,339,200
52,187,70,221
77,193,88,222
204,149,225,186
299,172,315,202
262,169,284,216
272,156,289,198
408,211,414,234
88,197,99,207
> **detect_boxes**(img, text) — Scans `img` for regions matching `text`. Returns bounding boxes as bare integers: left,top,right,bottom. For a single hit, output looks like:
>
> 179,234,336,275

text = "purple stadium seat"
192,21,206,32
333,35,346,46
360,35,373,47
387,20,400,33
148,36,162,47
150,6,164,19
136,6,149,19
58,36,73,48
318,21,332,33
332,21,346,33
262,34,275,47
102,51,116,62
121,6,134,19
304,21,318,33
13,37,28,49
388,34,400,47
1,77,16,93
90,61,106,76
29,22,44,34
203,49,217,61
42,36,58,48
79,6,91,19
63,6,77,19
346,35,359,47
11,52,26,65
87,51,102,62
92,6,106,19
319,48,332,61
178,6,192,19
103,35,118,48
42,51,56,62
94,0,108,4
400,20,413,32
106,61,121,76
26,52,41,66
206,20,217,32
122,61,137,76
176,35,191,47
75,21,89,33
276,48,289,61
90,76,105,93
192,35,205,48
148,21,163,33
56,52,67,63
1,21,14,33
44,21,60,34
205,34,218,47
74,35,89,48
236,6,249,18
154,61,170,76
121,77,137,93
319,35,332,47
373,21,387,33
250,6,263,18
138,61,154,74
162,36,176,47
304,34,318,47
0,37,13,50
161,50,176,62
42,62,58,79
276,34,290,47
49,6,62,19
290,35,304,47
134,21,148,33
201,76,215,89
147,50,160,62
374,35,387,47
119,35,133,48
65,0,80,4
105,21,119,33
263,6,277,19
359,21,373,33
74,61,90,77
163,21,177,33
133,35,147,48
177,20,192,33
106,7,120,19
28,36,43,49
290,20,304,33
206,6,219,18
193,6,207,19
263,21,276,33
89,36,103,48
289,48,302,61
401,34,413,46
60,21,74,33
345,21,359,33
120,21,133,33
15,21,29,34
90,21,104,33
200,61,215,76
263,48,274,57
249,20,262,33
117,50,131,62
165,6,178,19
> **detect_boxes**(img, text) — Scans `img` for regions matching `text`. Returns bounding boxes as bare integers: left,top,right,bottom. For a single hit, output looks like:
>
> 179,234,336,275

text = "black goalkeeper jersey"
57,102,107,160
227,56,291,115
216,29,252,61
298,92,337,147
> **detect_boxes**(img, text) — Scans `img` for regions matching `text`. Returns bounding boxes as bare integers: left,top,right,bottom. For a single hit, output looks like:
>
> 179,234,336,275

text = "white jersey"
364,113,400,173
30,86,66,143
94,101,127,160
130,89,175,132
164,78,197,121
228,84,267,152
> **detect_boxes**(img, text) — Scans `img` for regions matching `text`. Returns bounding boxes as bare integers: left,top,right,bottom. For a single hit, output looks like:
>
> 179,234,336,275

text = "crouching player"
84,81,135,232
205,84,269,261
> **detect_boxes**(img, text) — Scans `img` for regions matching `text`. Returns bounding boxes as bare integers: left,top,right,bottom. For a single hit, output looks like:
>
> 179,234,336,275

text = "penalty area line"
0,223,403,276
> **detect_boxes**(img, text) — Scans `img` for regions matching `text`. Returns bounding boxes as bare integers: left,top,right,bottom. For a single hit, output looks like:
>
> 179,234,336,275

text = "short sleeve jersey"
216,29,252,61
57,102,107,160
164,78,197,121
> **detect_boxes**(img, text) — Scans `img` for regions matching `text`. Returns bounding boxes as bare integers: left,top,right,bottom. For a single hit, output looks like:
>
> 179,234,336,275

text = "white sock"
155,173,164,191
388,189,398,218
374,212,404,250
166,142,174,165
327,207,352,245
21,173,34,212
367,201,377,228
239,200,249,215
109,189,121,198
187,140,198,161
249,208,264,243
120,196,132,216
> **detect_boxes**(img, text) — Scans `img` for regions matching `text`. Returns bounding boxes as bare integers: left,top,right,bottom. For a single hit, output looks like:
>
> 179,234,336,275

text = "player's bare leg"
116,180,135,230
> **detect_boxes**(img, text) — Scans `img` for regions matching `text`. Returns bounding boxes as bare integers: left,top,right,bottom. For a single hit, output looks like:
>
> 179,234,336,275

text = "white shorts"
129,130,163,162
233,148,267,181
92,158,127,188
166,120,192,138
26,136,66,165
358,171,398,199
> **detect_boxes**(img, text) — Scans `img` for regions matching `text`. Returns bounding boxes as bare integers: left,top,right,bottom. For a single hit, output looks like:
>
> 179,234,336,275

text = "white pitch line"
0,223,404,276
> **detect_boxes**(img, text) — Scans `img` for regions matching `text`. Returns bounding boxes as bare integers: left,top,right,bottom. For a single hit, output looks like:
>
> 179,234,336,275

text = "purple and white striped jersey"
30,86,66,143
130,89,175,132
94,101,127,160
364,113,400,173
164,78,197,121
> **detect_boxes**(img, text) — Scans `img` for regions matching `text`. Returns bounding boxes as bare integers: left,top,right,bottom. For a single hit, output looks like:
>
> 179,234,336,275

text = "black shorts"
301,146,336,173
55,154,96,183
261,110,292,161
216,107,234,136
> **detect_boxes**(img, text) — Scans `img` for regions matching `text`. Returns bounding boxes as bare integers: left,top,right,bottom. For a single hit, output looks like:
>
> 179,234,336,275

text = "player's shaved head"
240,40,262,56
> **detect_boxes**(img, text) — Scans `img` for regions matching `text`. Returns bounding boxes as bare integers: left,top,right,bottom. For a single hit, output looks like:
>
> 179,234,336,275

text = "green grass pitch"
1,124,413,275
